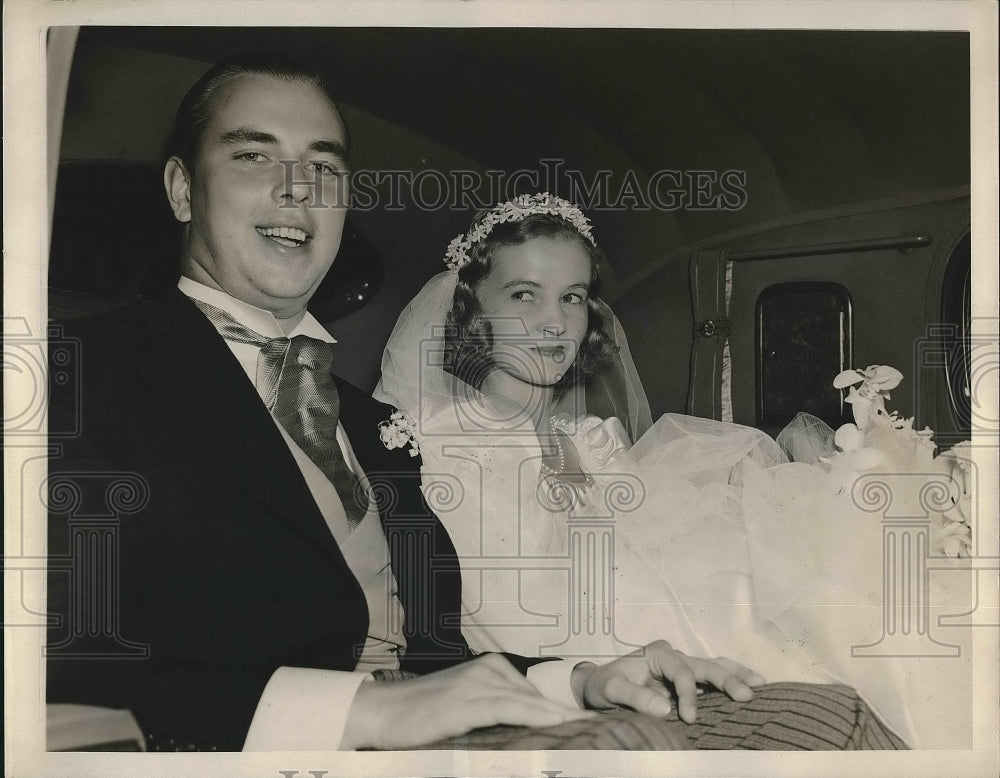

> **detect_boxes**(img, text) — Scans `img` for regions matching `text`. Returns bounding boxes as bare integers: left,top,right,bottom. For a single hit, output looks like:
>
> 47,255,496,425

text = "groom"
46,52,903,752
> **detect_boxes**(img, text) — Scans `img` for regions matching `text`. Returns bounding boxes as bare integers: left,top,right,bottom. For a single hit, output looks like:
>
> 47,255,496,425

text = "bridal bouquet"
930,440,973,557
828,366,973,557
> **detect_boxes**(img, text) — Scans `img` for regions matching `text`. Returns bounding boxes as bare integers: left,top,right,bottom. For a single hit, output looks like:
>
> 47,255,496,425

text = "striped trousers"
407,683,908,751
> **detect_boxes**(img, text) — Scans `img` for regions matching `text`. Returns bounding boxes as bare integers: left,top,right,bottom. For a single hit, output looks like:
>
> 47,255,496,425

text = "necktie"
191,298,366,529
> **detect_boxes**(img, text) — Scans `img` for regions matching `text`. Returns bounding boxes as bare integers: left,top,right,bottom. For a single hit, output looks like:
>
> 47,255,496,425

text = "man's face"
169,74,349,320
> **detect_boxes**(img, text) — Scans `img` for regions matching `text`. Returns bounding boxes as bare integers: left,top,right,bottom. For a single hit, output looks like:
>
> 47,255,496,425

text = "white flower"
932,516,972,558
378,409,421,458
833,365,903,397
829,366,974,558
834,365,904,429
929,441,974,557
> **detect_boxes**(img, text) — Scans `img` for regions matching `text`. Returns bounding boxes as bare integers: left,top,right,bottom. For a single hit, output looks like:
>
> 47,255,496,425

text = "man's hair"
167,51,350,170
443,212,620,394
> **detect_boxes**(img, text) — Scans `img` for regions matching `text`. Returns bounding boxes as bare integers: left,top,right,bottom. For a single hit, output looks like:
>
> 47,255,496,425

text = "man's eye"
309,160,344,176
235,152,267,164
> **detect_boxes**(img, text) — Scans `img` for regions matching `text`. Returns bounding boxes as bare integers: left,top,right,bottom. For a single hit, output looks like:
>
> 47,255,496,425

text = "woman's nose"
537,298,567,337
540,320,566,338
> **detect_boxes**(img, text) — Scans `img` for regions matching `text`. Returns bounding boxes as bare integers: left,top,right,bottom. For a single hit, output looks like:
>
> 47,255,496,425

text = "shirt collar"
178,276,336,344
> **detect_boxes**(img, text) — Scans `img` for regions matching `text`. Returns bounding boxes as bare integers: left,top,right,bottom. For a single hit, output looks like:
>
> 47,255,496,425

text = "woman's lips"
534,345,567,362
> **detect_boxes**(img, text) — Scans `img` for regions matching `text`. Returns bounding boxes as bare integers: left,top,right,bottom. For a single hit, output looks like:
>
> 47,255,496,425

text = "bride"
374,193,974,748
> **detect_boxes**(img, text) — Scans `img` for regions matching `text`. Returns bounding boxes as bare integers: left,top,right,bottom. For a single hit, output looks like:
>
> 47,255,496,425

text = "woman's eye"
563,293,585,304
512,290,535,302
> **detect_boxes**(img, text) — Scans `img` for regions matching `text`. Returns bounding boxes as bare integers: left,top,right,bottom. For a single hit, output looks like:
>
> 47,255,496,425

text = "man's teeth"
256,226,308,244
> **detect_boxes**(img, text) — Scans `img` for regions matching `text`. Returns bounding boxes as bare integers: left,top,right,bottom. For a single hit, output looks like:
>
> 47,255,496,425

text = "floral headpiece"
444,192,596,272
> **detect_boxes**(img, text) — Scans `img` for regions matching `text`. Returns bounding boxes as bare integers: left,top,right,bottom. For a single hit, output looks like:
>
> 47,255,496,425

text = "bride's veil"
374,270,653,443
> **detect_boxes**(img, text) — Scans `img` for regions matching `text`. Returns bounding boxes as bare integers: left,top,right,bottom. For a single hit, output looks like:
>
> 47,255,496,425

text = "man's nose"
274,160,314,205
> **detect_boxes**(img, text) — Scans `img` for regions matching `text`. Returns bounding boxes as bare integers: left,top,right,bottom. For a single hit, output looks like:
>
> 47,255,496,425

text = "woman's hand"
341,653,594,750
570,641,766,724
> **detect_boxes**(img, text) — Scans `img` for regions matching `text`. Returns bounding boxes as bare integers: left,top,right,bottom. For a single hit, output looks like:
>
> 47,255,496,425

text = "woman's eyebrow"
498,279,590,291
499,279,542,290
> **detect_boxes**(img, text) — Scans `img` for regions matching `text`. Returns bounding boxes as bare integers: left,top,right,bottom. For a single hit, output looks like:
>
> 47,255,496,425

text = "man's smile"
255,225,311,247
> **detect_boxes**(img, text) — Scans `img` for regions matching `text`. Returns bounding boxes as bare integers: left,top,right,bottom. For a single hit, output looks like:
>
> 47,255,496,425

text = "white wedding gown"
414,397,976,748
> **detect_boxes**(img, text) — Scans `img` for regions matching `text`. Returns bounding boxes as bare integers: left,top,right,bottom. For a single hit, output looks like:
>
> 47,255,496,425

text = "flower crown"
444,192,596,272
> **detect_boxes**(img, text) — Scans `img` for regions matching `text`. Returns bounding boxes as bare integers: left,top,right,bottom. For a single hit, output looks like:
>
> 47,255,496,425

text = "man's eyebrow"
216,130,348,162
217,128,278,146
309,139,349,161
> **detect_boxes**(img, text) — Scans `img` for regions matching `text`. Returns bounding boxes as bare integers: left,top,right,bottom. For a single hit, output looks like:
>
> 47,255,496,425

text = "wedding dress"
375,272,977,749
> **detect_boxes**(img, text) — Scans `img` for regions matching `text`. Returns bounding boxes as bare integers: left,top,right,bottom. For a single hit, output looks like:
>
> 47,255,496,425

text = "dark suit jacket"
46,289,532,750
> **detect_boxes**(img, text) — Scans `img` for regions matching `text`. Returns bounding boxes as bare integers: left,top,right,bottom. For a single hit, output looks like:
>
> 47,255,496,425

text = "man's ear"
164,156,192,223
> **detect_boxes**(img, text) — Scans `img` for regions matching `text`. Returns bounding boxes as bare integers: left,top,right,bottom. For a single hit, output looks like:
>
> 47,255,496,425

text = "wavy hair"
443,212,619,395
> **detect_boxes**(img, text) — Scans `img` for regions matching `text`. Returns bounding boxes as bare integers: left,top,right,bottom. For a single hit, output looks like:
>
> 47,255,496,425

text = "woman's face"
475,236,591,387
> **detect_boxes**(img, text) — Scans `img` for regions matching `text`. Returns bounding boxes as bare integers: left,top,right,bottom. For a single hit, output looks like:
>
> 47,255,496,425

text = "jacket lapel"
130,290,346,560
336,379,472,667
334,380,385,478
334,380,422,520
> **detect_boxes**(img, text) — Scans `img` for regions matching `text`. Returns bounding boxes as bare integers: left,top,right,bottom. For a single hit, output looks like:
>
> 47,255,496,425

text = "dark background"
51,27,970,416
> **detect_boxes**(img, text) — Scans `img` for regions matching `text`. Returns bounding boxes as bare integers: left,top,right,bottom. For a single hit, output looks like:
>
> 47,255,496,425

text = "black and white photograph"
4,2,998,777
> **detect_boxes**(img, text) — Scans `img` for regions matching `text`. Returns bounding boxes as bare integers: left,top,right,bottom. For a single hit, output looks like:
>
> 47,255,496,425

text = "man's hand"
570,641,766,724
341,653,594,750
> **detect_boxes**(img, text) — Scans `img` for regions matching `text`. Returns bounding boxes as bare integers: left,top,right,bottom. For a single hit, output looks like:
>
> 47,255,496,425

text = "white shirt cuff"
525,659,584,709
242,667,368,751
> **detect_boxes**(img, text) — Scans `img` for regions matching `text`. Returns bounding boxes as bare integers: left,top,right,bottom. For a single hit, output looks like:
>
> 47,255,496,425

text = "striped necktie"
191,298,366,529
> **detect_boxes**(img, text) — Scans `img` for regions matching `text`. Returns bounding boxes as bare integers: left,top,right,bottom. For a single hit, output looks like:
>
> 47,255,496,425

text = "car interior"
42,23,977,751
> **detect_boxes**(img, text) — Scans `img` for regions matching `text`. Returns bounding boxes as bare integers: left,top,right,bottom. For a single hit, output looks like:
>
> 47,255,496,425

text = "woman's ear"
163,156,192,223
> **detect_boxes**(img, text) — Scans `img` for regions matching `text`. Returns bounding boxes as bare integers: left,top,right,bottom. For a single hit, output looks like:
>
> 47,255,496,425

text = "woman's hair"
443,211,620,394
167,51,350,171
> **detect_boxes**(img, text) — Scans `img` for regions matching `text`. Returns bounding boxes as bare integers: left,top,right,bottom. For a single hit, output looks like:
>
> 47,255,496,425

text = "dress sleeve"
552,414,631,473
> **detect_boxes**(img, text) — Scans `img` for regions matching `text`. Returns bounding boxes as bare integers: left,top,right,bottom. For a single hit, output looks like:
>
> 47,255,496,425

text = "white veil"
374,270,653,444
